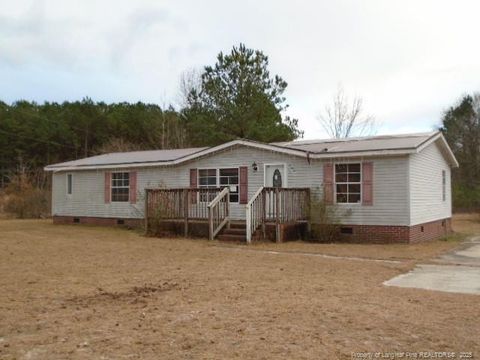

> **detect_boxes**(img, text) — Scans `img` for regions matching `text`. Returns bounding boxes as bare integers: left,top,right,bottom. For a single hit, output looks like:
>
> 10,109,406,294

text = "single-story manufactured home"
45,131,458,244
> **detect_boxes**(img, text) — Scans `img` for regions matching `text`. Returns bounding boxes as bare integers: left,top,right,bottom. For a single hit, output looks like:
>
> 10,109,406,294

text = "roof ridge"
276,131,438,146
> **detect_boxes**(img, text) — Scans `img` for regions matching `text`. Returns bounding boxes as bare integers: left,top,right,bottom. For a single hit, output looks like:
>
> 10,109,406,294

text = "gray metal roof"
273,132,437,154
46,131,455,171
46,147,207,169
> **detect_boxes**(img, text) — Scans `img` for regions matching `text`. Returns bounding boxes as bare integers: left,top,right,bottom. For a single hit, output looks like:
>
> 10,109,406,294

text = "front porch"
144,187,311,243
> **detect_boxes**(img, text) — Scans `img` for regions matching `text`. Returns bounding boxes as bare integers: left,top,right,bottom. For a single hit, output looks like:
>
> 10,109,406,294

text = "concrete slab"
384,264,480,295
435,235,480,267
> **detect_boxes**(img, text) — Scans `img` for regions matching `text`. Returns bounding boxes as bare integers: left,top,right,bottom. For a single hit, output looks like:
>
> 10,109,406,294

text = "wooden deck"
145,187,310,243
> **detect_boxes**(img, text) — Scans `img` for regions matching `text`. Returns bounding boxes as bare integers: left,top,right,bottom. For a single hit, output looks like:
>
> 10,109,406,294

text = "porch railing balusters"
246,187,310,243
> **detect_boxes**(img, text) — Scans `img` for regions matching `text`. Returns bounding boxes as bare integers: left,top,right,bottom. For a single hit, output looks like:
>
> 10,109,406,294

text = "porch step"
217,233,246,242
229,221,246,229
217,221,247,242
223,227,246,235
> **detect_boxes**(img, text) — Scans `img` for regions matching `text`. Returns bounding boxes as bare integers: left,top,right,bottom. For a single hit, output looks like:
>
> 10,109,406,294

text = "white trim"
66,173,73,196
406,156,412,225
333,162,362,205
198,166,240,204
416,132,459,168
263,163,288,187
111,171,130,203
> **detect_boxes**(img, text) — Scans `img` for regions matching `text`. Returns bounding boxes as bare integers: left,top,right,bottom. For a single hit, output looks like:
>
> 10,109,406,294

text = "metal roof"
45,131,458,171
46,147,207,169
273,132,437,154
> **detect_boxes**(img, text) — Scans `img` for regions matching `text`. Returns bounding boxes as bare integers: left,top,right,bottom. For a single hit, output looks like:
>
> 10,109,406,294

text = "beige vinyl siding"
409,141,452,225
328,156,409,226
51,145,410,225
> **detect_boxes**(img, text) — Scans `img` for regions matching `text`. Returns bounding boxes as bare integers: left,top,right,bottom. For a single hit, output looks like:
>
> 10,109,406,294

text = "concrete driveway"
384,235,480,295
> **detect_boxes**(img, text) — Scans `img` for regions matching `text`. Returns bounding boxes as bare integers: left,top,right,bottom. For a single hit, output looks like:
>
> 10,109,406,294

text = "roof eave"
309,148,416,159
45,134,458,172
415,132,459,168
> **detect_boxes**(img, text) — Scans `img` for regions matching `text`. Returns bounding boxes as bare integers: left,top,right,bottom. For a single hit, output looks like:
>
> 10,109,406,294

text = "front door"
264,164,286,188
264,164,286,219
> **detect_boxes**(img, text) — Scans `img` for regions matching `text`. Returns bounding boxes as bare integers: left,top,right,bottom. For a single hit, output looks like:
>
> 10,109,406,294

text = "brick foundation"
335,218,452,244
53,216,143,229
53,216,452,244
409,218,452,244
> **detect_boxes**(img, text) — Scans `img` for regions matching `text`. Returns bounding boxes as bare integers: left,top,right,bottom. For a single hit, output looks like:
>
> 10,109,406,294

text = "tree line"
441,94,480,211
0,44,301,188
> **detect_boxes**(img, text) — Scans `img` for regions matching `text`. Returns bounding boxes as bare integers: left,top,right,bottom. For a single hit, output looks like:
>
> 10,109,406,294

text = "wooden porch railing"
145,187,224,237
208,187,230,241
246,187,310,243
246,187,266,243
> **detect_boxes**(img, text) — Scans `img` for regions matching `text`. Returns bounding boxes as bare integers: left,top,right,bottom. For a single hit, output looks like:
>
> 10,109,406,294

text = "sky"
1,0,479,139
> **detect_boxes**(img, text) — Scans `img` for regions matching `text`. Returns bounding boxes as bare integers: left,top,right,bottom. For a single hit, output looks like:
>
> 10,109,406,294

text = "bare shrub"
308,194,340,242
94,138,146,154
3,171,50,218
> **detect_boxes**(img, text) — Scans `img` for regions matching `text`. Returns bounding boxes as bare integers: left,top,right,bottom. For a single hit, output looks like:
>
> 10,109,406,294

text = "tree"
177,68,202,109
440,94,480,210
318,85,376,138
181,44,303,146
0,99,187,189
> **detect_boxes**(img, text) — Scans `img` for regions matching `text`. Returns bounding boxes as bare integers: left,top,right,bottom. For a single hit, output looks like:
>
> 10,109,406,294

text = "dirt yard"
0,216,479,359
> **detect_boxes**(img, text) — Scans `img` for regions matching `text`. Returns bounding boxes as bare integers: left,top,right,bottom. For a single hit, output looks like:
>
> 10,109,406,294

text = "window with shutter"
335,163,361,204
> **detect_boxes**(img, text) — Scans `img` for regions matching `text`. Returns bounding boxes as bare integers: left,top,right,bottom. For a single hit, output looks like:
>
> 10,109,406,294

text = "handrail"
208,187,229,208
246,186,265,243
246,187,310,243
246,186,264,207
145,187,225,237
207,187,230,240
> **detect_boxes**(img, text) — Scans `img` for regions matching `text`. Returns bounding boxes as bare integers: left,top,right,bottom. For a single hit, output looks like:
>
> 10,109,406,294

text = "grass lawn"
0,215,479,359
248,213,480,262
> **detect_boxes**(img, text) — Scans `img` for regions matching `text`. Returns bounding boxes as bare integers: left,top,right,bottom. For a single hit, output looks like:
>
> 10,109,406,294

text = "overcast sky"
1,0,479,139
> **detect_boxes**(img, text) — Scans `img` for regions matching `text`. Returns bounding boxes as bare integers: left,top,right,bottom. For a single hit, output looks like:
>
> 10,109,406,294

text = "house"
44,131,458,244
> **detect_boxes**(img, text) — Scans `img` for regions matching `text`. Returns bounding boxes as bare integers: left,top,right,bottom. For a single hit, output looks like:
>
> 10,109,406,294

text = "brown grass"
0,218,479,359
248,213,480,262
452,212,480,235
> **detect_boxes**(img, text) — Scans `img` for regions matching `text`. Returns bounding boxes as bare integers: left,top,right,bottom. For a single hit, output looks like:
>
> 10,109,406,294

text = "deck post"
246,204,251,243
144,189,149,234
261,189,266,239
275,187,280,243
208,205,213,241
183,189,189,237
226,192,230,229
306,188,312,236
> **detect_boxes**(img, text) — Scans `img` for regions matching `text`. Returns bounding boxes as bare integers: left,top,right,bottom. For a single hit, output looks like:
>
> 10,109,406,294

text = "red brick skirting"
53,216,452,244
409,218,452,244
53,216,143,228
336,218,452,244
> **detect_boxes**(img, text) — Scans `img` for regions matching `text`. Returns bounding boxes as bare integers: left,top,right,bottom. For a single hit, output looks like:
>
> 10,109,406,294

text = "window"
335,163,361,204
198,169,217,202
66,173,73,195
198,168,239,203
111,172,130,202
442,170,446,202
219,168,239,203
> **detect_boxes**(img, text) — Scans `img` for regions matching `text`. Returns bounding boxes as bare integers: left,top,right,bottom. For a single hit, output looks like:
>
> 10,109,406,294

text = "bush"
308,195,340,242
2,172,50,219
